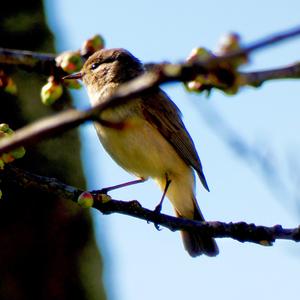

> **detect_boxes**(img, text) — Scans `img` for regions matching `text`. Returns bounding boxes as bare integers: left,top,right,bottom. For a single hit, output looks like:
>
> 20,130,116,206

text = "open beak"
62,72,83,80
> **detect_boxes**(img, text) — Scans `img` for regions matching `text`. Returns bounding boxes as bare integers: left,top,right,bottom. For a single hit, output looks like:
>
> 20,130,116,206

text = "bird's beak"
62,72,83,80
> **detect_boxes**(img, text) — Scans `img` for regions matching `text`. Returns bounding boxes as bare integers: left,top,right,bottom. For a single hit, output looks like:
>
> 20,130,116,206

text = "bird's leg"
152,174,171,230
154,174,172,214
96,178,146,194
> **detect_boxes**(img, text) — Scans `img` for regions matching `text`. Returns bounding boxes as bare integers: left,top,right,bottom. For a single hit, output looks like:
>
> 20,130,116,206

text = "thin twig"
2,165,300,245
212,25,300,63
0,48,57,75
241,62,300,87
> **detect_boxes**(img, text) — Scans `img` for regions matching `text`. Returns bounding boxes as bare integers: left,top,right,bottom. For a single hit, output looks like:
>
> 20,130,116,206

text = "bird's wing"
141,88,209,191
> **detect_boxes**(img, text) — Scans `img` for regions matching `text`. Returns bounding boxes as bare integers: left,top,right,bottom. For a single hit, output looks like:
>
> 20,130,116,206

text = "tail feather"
176,199,219,257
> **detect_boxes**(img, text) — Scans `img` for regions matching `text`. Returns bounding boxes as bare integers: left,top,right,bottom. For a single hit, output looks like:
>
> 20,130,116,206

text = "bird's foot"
153,203,163,230
154,202,162,214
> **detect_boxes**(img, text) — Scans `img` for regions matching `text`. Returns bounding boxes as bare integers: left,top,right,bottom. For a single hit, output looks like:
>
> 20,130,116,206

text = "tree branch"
0,26,300,154
3,165,300,246
0,47,58,75
241,62,300,87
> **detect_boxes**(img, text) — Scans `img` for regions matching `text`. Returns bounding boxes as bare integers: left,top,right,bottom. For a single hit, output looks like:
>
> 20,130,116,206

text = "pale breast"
95,116,188,180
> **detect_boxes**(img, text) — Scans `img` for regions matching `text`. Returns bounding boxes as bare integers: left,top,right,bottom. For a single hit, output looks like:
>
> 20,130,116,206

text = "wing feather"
141,88,209,191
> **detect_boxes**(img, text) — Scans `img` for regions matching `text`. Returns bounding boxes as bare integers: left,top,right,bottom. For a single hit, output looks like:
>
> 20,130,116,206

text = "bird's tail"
176,197,219,257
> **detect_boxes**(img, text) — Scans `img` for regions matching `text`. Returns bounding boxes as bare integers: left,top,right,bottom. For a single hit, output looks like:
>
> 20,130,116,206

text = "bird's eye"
91,62,101,70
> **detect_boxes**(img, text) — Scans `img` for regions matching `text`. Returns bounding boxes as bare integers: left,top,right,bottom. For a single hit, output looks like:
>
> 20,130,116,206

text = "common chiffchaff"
64,48,218,257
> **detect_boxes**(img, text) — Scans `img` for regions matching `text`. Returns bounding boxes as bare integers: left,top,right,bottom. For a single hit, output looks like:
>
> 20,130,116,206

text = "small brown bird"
64,48,218,257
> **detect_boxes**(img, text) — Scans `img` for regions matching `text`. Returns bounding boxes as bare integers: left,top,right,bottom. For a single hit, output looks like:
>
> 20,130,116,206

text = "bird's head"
63,48,144,99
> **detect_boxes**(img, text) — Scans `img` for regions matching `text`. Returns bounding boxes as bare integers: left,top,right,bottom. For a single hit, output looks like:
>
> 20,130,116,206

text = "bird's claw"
154,203,162,214
153,204,163,230
154,223,162,231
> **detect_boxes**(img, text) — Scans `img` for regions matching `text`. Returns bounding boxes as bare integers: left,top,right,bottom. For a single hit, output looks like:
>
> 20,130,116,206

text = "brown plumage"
65,48,218,257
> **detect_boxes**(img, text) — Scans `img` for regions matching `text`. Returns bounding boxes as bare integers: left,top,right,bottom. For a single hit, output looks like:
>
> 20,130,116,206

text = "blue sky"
45,1,300,300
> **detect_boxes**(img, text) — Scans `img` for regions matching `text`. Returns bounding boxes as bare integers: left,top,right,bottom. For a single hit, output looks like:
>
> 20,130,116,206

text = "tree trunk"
0,2,107,299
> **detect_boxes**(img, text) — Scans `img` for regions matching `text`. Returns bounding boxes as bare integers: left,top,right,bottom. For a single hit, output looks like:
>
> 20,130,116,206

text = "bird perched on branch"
64,48,218,257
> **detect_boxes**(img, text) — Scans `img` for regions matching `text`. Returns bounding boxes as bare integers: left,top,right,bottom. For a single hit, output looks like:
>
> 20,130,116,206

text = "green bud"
1,153,15,163
186,47,212,63
4,128,14,136
4,77,17,95
216,33,247,67
41,79,63,105
81,35,105,56
56,51,83,74
0,71,17,95
0,159,5,170
10,146,26,159
217,32,241,54
91,35,105,50
0,124,25,162
0,123,10,133
77,191,94,208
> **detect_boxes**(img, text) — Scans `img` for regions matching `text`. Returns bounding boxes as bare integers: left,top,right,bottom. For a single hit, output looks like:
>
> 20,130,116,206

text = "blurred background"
2,1,300,300
45,1,300,300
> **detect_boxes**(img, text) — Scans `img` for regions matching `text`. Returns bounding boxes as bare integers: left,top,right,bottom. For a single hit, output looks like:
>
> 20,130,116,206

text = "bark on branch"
0,47,57,75
3,165,299,246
